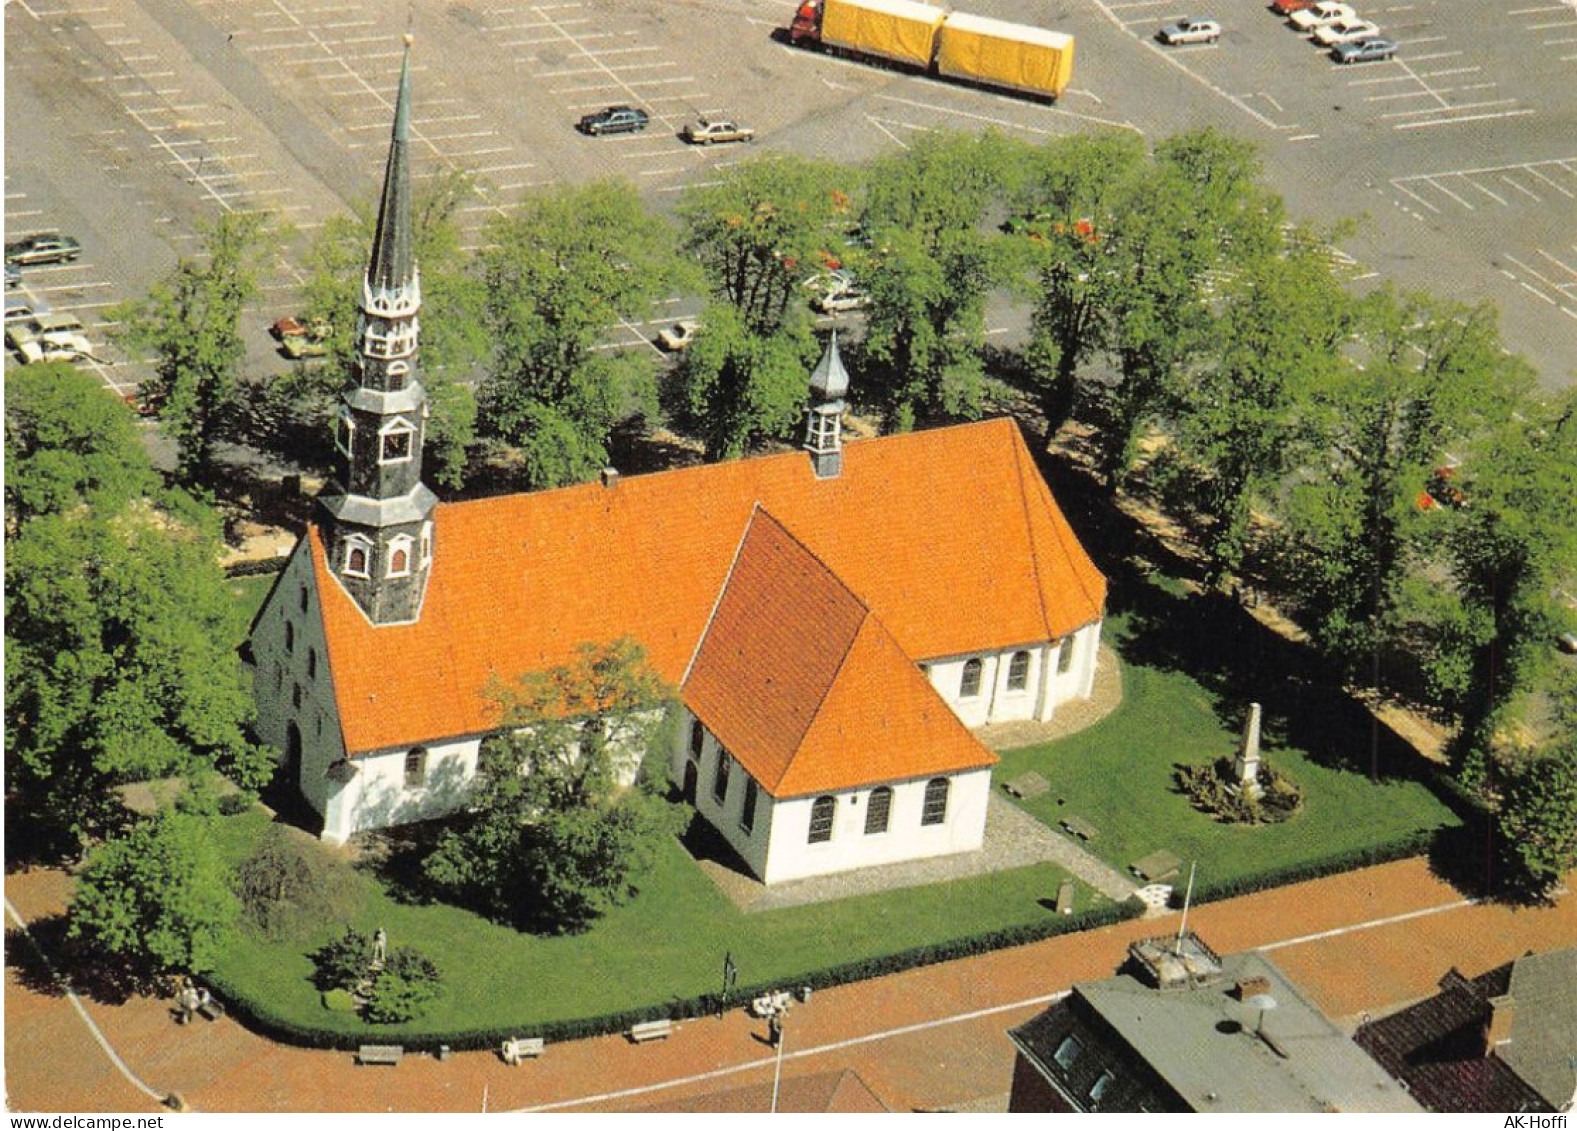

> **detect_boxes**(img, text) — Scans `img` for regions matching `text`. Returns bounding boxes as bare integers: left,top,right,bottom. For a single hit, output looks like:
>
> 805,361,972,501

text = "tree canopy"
424,639,683,933
109,211,274,488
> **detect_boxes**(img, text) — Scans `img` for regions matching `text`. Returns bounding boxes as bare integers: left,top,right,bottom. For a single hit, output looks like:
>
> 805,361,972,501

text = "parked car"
6,294,52,324
7,314,92,364
681,118,755,145
656,319,701,351
1314,18,1382,45
1331,36,1397,62
1558,630,1577,655
271,315,331,341
1156,18,1221,44
36,313,93,357
577,106,649,136
1290,1,1356,30
802,268,856,297
813,287,870,314
1271,0,1318,13
5,261,21,289
5,232,82,266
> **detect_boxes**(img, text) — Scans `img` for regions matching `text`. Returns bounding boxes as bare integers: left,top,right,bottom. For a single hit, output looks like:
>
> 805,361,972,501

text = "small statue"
372,927,388,967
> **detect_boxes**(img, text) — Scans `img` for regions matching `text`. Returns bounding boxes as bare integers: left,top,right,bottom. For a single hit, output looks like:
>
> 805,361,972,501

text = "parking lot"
6,0,1576,390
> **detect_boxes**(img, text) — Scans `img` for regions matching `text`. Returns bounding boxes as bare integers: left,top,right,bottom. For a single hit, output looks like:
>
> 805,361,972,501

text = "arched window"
808,796,836,843
307,648,317,680
299,585,310,613
285,621,295,653
405,747,428,787
865,786,892,835
387,535,414,579
334,409,355,457
921,778,950,826
712,749,731,804
960,658,983,698
1008,650,1031,692
1058,638,1076,674
387,360,408,391
344,537,372,579
420,522,433,566
741,779,759,835
689,717,706,758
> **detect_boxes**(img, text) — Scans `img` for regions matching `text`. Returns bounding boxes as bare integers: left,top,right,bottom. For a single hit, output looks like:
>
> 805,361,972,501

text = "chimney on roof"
1484,994,1516,1055
600,467,620,489
804,331,849,479
1233,976,1271,1001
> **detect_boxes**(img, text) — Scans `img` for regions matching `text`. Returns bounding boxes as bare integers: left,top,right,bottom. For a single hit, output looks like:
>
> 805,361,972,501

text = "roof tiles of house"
684,508,996,797
311,417,1106,755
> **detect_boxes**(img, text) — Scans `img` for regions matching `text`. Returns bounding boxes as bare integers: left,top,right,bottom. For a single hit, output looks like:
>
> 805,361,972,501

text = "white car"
7,316,92,364
802,268,856,297
813,287,870,314
1290,1,1356,30
1156,18,1221,45
656,319,700,351
1314,18,1381,44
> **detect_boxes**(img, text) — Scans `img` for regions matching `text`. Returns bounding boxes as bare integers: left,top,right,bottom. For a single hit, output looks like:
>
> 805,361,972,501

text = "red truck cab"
790,0,822,43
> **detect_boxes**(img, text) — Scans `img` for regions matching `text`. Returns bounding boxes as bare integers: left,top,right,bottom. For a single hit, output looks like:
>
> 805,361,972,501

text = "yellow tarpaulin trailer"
935,12,1075,99
818,0,949,69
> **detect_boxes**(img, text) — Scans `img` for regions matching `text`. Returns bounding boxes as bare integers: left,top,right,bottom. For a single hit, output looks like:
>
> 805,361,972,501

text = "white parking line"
1422,177,1473,209
1500,175,1541,201
1465,179,1509,206
1395,107,1537,129
1536,248,1577,281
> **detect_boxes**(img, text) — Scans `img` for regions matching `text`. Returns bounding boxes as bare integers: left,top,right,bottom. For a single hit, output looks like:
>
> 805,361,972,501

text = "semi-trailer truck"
788,0,1075,100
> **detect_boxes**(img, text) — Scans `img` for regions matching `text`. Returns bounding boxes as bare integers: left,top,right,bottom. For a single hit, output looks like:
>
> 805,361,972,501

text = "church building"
248,46,1107,884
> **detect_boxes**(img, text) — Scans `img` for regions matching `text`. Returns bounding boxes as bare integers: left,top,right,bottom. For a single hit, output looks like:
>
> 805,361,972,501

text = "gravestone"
1234,702,1263,800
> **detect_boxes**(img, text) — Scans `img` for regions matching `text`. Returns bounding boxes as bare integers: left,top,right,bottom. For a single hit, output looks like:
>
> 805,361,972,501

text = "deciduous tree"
68,811,240,981
424,639,683,933
477,181,685,488
109,212,274,488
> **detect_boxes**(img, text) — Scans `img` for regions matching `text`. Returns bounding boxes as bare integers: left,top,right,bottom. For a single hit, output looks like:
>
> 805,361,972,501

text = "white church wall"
325,734,483,843
759,768,993,885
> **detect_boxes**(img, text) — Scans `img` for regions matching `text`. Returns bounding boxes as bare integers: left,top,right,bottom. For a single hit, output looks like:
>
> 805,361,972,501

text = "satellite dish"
1247,993,1279,1036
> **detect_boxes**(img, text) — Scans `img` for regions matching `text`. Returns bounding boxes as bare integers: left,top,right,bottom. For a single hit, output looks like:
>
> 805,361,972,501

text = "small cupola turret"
805,331,849,479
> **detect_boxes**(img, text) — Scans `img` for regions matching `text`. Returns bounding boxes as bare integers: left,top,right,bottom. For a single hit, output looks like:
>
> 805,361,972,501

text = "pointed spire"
809,329,850,403
367,36,414,297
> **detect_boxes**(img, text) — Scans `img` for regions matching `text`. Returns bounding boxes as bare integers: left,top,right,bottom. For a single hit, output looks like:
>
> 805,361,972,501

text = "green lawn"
996,614,1462,890
226,573,278,624
210,809,1084,1038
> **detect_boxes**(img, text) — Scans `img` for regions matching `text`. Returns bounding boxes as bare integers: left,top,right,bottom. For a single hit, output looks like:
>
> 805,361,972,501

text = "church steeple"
317,36,438,626
805,331,849,479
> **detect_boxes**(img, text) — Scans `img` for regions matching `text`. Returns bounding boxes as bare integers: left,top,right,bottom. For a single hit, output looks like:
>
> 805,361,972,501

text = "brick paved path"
5,859,1573,1113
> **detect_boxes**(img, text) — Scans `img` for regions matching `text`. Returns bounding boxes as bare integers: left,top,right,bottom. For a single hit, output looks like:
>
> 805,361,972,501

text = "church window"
960,658,983,698
387,535,414,579
335,409,355,457
712,749,731,804
379,417,415,464
689,718,705,758
1008,650,1031,692
387,360,408,391
405,747,428,787
300,585,309,614
274,665,284,692
344,537,372,579
865,786,892,835
307,648,317,680
420,522,433,566
921,778,950,826
292,683,303,709
808,410,839,452
1054,1036,1082,1071
285,622,295,653
741,779,758,834
808,796,836,843
1058,638,1075,674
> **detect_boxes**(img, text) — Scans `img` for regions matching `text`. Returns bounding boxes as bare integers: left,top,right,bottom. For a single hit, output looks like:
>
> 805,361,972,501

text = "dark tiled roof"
1354,964,1550,1113
630,1068,889,1112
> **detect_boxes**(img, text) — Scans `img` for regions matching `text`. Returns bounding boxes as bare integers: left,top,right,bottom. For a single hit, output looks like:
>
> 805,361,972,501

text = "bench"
1130,850,1182,883
1060,815,1099,841
500,1037,545,1065
197,997,225,1022
356,1044,404,1066
628,1019,673,1043
1003,771,1050,800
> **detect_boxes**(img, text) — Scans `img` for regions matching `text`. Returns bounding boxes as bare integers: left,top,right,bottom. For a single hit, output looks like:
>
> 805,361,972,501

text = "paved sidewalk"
7,858,1574,1113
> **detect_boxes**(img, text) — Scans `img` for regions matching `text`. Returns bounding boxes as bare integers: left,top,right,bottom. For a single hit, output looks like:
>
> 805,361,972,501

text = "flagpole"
1174,861,1197,955
770,1010,786,1113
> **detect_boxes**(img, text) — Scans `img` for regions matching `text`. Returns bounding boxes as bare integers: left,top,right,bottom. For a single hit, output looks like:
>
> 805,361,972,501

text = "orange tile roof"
308,417,1105,755
684,509,995,797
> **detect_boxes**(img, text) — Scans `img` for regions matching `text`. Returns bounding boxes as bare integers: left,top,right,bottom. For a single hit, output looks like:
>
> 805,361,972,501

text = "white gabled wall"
671,710,991,885
921,620,1102,727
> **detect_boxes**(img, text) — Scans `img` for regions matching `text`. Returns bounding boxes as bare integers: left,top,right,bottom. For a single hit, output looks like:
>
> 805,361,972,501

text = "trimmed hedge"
204,895,1146,1052
225,557,288,579
1167,825,1440,909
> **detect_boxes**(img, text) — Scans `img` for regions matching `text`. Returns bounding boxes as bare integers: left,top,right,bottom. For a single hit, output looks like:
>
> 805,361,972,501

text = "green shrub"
364,946,443,1025
1174,758,1301,825
237,825,364,941
310,927,371,993
321,988,357,1013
